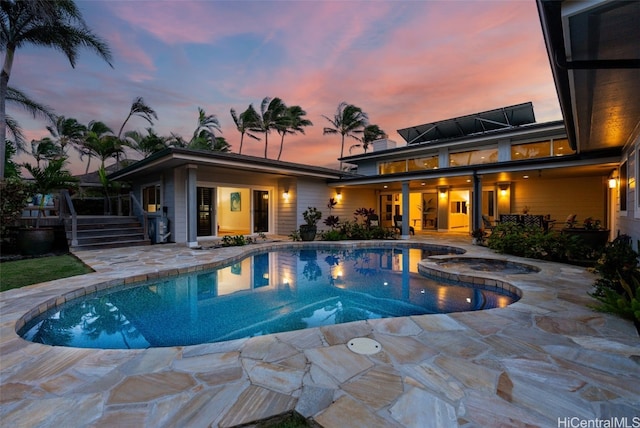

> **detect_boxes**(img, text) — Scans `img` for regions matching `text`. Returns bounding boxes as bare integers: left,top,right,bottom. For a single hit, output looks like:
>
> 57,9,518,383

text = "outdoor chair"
499,214,521,225
522,214,544,229
482,215,496,233
394,215,415,235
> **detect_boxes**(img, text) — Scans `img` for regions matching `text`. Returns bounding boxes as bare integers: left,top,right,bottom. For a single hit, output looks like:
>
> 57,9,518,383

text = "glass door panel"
197,187,215,236
253,190,269,233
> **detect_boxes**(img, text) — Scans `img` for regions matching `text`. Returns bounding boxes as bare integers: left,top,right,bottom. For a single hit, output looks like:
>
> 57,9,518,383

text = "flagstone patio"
1,234,638,427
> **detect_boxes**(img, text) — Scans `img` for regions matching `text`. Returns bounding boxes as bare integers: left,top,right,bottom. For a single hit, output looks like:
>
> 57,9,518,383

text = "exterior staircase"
65,216,151,251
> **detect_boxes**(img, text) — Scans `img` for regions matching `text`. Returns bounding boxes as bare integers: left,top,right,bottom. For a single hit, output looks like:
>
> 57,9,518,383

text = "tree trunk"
0,45,16,180
277,133,285,160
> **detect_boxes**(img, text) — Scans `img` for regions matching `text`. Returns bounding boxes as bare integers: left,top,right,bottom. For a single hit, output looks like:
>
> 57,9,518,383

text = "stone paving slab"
1,235,639,427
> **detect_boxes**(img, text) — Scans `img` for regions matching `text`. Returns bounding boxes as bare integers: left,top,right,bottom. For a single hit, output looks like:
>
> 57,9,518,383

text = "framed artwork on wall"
230,192,241,211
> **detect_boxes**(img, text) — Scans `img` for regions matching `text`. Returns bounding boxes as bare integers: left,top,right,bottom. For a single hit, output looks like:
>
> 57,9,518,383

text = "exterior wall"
295,179,332,230
510,176,607,227
616,134,640,247
288,179,377,234
325,187,377,231
277,178,297,235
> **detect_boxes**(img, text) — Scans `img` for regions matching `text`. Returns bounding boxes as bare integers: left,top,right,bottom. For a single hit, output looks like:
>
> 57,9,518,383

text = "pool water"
19,247,519,349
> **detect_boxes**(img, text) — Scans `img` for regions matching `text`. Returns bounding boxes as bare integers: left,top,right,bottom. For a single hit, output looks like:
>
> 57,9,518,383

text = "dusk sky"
12,0,561,174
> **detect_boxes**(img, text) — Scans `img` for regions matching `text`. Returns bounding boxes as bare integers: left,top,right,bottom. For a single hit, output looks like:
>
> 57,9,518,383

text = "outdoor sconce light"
336,191,342,202
498,183,509,196
438,187,447,198
283,190,290,201
608,178,617,189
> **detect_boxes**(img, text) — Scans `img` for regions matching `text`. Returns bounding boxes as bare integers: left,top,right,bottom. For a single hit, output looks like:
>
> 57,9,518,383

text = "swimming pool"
19,246,520,349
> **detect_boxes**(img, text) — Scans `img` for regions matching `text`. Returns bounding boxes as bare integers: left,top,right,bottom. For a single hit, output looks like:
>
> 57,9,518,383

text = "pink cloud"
11,0,562,175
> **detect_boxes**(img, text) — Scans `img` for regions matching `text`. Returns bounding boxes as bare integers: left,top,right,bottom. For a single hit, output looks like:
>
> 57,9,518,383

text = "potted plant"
562,216,609,251
299,206,322,241
18,158,77,255
470,228,485,245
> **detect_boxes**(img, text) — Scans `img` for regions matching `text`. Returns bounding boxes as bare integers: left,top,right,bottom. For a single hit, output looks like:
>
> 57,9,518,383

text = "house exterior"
110,0,639,248
334,102,619,238
109,148,376,247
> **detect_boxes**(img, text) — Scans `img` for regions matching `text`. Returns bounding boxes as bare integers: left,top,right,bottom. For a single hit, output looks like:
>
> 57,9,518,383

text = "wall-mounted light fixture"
283,190,290,201
336,190,343,202
438,187,448,198
498,183,509,197
608,178,618,189
263,193,269,200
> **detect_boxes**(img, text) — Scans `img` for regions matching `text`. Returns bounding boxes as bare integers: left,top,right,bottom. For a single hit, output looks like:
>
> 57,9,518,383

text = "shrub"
591,235,639,297
590,267,640,327
487,223,575,262
0,177,33,245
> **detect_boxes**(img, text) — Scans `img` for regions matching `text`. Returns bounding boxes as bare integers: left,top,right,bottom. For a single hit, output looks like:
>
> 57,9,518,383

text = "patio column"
186,164,198,248
472,172,482,232
401,181,410,239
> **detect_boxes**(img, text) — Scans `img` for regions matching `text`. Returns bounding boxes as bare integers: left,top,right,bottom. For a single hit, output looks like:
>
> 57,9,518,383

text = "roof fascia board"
330,153,620,186
537,0,579,151
110,148,345,181
171,152,343,179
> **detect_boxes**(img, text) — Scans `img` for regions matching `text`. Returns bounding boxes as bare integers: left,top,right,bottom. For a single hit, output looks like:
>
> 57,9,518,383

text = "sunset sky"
11,0,561,174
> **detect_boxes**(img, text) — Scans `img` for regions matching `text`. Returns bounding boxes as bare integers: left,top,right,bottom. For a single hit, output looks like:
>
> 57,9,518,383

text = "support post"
186,165,198,248
401,181,410,239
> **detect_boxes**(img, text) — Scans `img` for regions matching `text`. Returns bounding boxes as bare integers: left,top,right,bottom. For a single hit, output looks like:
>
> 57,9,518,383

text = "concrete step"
74,233,147,246
72,239,151,251
65,216,150,250
69,227,144,238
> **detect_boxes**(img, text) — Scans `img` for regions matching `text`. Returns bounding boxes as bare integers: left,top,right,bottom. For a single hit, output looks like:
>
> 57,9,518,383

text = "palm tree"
123,128,167,158
46,115,86,157
82,120,117,173
117,97,157,138
0,0,113,179
212,136,231,152
191,107,221,144
277,105,312,161
349,124,386,154
114,97,157,169
256,97,288,158
5,87,55,152
30,137,63,167
230,104,260,155
323,102,368,169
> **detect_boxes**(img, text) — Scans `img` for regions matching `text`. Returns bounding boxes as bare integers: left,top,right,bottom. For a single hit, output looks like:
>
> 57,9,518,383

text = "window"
143,185,161,213
511,141,551,160
379,160,406,175
407,156,438,171
449,147,498,167
552,138,573,156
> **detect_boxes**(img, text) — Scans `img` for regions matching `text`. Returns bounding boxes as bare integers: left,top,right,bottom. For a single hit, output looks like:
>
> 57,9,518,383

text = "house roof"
537,0,640,152
108,147,355,181
396,102,536,146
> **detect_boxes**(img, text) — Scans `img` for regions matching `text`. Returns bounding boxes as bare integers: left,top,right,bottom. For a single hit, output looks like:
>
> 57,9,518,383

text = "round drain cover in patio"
347,337,382,355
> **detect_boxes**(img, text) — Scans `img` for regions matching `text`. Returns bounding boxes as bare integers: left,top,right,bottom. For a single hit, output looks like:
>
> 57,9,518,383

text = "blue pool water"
19,247,519,349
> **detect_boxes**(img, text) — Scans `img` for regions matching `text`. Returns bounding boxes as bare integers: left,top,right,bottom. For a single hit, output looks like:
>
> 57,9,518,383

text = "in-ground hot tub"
435,257,540,274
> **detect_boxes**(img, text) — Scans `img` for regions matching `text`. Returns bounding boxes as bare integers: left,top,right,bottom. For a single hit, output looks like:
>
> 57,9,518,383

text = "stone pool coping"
1,236,639,427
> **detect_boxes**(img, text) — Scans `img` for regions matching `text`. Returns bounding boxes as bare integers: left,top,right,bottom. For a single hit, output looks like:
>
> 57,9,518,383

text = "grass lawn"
0,255,93,292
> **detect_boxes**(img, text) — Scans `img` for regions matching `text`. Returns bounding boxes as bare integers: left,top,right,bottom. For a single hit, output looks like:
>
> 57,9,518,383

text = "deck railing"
60,189,78,247
129,192,149,241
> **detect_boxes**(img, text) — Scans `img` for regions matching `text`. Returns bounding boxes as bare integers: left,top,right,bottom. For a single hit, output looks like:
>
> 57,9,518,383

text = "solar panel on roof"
397,102,536,145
